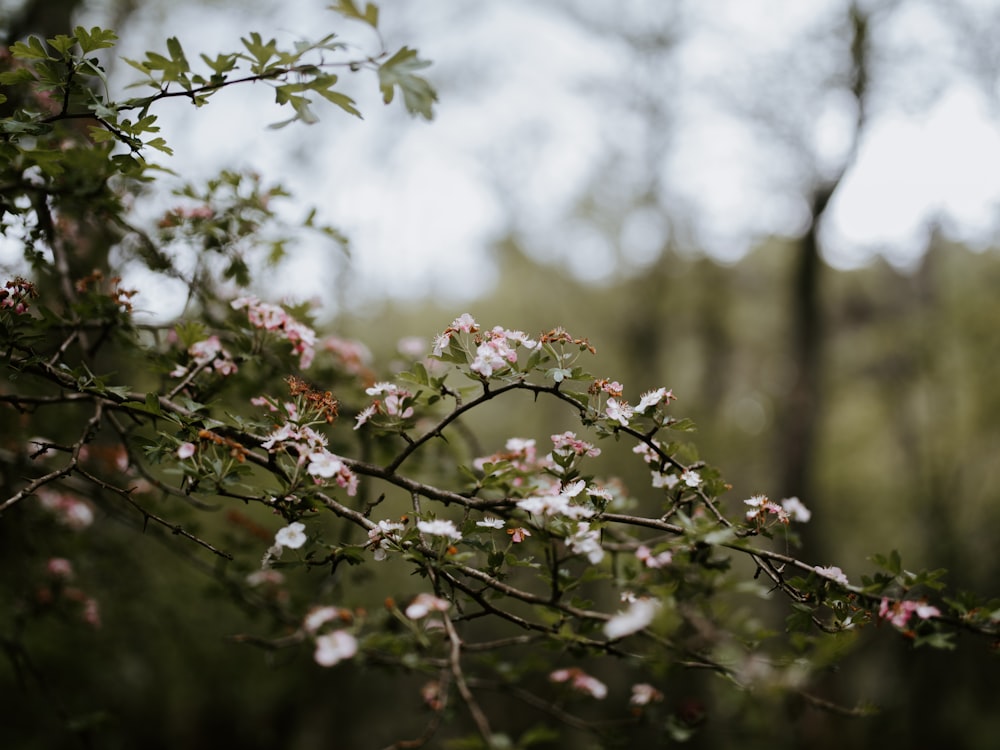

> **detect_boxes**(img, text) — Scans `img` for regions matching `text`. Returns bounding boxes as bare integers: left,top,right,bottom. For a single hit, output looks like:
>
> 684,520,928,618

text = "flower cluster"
232,295,317,369
405,592,450,620
368,519,406,561
260,416,357,495
354,382,414,428
744,494,811,526
431,312,479,355
303,606,357,667
171,334,238,378
1,277,38,315
37,489,94,530
878,598,941,630
474,437,547,475
549,667,607,699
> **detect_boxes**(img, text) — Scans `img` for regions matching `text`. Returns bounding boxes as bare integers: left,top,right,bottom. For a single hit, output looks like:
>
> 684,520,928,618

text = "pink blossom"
46,558,75,579
37,490,94,530
450,313,478,333
549,668,607,699
368,519,405,560
304,605,347,633
605,398,634,426
405,592,451,619
177,442,196,460
507,527,531,543
630,683,664,706
383,393,414,419
879,598,941,629
551,431,600,458
634,387,673,414
636,545,673,569
354,403,378,429
314,630,358,666
470,340,509,377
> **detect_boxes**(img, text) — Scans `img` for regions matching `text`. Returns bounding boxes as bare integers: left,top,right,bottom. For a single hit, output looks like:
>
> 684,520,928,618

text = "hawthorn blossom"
37,489,94,530
275,521,307,550
353,403,378,430
368,519,406,561
474,438,544,473
605,397,634,426
417,519,462,542
451,313,478,333
231,295,317,369
405,592,451,619
383,392,414,419
630,683,664,706
517,490,594,520
550,431,600,458
305,450,358,495
635,387,673,414
566,522,604,564
307,450,343,478
1,277,37,314
781,496,812,523
304,606,348,633
476,516,505,529
176,442,196,459
815,566,849,587
651,471,679,490
431,332,451,356
549,668,607,699
507,527,531,543
636,545,673,569
321,335,373,375
365,382,400,396
173,335,238,377
680,469,702,488
470,340,510,377
879,598,941,629
314,630,358,667
246,569,284,587
604,597,661,639
632,440,662,465
46,558,75,579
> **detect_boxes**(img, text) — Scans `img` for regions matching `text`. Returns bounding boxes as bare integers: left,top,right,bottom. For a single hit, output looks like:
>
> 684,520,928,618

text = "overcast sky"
66,0,1000,319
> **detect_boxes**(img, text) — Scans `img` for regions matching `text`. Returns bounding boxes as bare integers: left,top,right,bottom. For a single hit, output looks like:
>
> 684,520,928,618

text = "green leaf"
75,26,118,53
378,46,437,119
11,37,52,61
316,88,362,118
331,0,379,27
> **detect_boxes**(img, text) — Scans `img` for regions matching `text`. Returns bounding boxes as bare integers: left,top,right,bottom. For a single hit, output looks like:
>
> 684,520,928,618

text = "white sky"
45,0,1000,319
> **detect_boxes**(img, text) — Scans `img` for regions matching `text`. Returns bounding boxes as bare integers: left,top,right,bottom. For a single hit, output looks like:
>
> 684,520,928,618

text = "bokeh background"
2,0,1000,748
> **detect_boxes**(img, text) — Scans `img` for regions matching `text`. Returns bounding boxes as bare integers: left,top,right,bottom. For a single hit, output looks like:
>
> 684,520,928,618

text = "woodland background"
2,0,999,748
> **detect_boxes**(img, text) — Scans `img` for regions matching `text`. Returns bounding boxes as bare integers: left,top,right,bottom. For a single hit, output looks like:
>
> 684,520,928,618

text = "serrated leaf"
332,0,379,27
378,46,437,120
75,26,118,53
11,37,52,61
316,88,362,118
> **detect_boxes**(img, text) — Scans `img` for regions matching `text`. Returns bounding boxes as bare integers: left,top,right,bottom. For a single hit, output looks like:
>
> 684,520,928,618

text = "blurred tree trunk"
2,0,84,44
778,2,870,555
